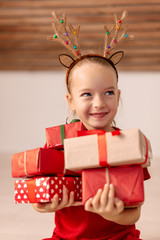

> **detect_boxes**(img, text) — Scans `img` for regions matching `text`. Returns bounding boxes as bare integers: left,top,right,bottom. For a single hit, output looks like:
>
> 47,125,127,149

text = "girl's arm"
85,183,141,225
32,185,82,213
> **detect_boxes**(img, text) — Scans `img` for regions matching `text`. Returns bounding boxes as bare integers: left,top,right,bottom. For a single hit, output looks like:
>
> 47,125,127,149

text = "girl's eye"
105,90,114,96
81,92,91,97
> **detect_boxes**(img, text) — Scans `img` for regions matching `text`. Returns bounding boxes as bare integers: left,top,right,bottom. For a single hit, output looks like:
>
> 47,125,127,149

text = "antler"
104,10,134,57
48,11,81,59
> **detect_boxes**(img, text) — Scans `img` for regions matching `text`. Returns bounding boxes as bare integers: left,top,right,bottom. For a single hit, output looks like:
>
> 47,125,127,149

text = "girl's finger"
114,197,124,213
100,183,109,207
68,191,75,206
91,188,102,210
84,197,93,212
33,203,45,210
50,193,59,211
32,203,50,213
106,184,115,210
58,185,69,208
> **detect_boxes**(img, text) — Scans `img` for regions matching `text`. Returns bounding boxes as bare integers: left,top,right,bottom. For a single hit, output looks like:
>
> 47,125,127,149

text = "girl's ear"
59,54,75,68
109,51,124,65
66,93,75,111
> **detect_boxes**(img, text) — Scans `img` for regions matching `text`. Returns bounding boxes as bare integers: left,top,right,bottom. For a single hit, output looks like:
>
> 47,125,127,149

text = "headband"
59,52,124,87
48,11,133,88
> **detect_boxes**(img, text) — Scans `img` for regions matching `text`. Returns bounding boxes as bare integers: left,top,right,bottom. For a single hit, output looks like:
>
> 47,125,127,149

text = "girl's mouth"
90,112,108,118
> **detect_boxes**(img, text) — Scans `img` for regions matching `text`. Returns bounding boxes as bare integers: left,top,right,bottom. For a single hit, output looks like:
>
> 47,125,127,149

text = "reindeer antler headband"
48,11,133,85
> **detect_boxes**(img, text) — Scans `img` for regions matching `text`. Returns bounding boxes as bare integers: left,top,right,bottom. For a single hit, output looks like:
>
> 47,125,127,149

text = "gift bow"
77,129,121,167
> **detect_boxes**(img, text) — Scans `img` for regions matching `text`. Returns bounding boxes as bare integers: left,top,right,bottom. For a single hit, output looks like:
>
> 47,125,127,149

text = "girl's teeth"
91,113,106,116
93,113,104,115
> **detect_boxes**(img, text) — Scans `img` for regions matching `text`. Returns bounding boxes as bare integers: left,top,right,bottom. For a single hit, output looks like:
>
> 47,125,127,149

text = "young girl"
32,11,150,239
32,55,150,240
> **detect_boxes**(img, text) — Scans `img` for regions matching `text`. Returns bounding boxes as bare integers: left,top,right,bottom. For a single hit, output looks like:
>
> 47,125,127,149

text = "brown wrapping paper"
64,128,152,171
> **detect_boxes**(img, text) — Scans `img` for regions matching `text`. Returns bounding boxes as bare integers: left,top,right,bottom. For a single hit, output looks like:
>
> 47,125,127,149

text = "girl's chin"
85,122,111,131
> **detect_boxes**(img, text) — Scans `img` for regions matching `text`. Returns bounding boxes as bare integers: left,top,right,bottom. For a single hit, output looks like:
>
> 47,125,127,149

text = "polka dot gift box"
14,176,82,203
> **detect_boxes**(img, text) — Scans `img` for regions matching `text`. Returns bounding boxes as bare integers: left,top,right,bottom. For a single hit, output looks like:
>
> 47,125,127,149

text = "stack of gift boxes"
12,120,152,207
12,121,84,204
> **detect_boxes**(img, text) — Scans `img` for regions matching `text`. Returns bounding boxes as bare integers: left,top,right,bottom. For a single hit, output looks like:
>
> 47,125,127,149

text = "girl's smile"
89,112,108,118
66,62,120,132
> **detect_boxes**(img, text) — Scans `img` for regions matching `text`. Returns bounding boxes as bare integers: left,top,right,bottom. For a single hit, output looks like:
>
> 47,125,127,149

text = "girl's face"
66,62,120,132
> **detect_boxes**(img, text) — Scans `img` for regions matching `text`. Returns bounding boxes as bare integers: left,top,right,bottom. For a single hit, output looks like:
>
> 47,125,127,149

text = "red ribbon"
77,129,121,167
98,133,108,167
77,129,106,136
111,129,121,136
27,179,36,203
143,135,149,165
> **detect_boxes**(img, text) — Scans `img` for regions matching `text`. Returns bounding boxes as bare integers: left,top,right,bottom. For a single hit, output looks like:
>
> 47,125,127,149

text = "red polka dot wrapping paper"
14,176,82,203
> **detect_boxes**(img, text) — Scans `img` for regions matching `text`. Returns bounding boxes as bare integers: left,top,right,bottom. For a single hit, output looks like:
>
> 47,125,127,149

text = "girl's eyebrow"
78,88,91,93
105,86,116,90
78,86,116,93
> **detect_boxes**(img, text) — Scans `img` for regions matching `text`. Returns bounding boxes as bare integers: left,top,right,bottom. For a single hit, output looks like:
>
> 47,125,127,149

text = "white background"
0,71,159,157
0,71,160,240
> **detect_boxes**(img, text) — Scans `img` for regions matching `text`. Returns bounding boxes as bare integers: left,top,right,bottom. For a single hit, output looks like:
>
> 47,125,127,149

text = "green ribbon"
60,125,65,146
60,119,80,146
70,119,80,123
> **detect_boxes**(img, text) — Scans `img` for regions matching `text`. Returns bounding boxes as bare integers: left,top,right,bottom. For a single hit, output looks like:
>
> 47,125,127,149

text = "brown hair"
65,54,118,94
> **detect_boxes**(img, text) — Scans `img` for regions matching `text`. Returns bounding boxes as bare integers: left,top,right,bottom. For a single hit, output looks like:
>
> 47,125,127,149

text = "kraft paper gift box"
64,128,152,171
82,166,144,207
14,176,82,203
12,147,77,178
45,120,86,149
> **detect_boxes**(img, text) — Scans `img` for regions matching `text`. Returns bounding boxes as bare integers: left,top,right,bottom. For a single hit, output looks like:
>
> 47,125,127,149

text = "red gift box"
14,176,82,203
12,147,77,177
46,121,85,149
82,166,144,207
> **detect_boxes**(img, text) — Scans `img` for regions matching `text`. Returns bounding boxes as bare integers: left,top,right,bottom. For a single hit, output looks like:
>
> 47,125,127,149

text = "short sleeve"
44,143,48,149
143,167,151,180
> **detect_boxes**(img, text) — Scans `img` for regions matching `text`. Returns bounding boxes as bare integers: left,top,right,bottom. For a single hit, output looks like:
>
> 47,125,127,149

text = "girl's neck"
82,122,116,133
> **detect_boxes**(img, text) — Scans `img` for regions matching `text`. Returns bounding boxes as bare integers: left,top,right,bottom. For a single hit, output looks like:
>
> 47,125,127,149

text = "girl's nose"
93,95,105,109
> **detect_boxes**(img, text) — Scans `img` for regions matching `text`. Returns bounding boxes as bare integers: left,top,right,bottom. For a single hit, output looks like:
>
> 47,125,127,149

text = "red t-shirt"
43,167,150,240
43,124,150,240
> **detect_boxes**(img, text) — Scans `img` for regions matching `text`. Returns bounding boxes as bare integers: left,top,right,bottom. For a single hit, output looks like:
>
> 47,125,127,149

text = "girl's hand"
84,183,124,222
32,185,82,213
